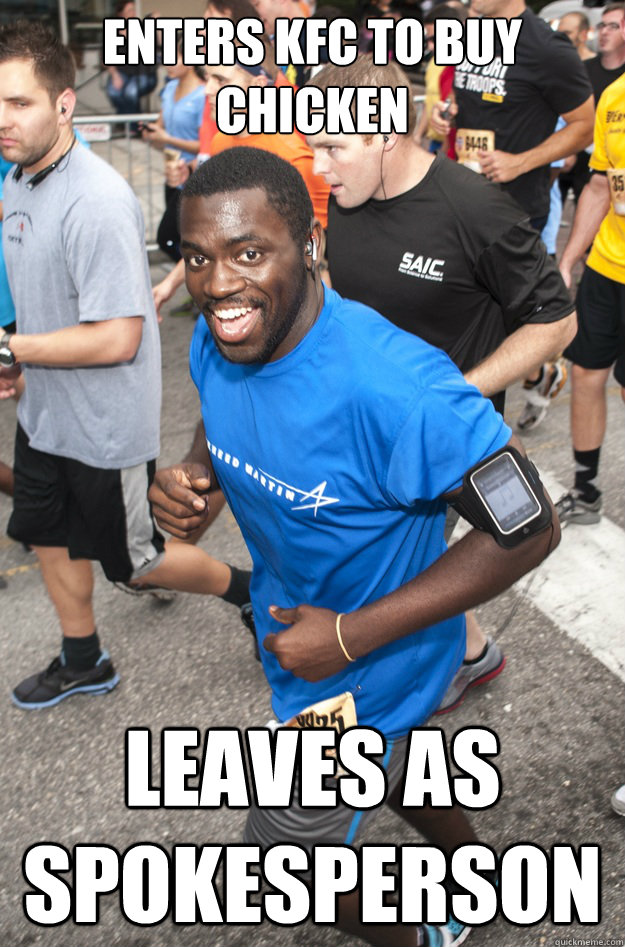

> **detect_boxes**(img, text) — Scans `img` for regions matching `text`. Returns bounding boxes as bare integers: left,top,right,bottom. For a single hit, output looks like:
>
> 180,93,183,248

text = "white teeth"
214,306,253,321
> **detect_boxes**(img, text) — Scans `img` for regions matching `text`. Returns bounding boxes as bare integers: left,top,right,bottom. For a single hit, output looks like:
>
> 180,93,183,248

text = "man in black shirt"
433,0,594,226
307,57,576,713
585,4,625,100
432,0,594,431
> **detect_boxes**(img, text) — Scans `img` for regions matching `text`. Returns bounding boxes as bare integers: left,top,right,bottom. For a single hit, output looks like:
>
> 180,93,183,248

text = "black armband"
450,446,552,549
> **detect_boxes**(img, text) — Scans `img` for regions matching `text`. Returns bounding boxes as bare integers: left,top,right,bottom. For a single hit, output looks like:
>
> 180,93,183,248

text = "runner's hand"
148,464,212,538
478,149,526,183
430,99,457,137
264,604,352,682
165,158,189,189
0,365,21,400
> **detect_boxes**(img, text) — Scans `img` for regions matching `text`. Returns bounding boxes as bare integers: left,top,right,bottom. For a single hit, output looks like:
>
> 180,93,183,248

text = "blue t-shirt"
160,80,205,164
190,287,510,738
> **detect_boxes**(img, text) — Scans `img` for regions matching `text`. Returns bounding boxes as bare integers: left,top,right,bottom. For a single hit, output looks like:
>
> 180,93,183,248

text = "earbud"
60,106,67,114
306,239,318,264
383,135,389,143
305,241,313,255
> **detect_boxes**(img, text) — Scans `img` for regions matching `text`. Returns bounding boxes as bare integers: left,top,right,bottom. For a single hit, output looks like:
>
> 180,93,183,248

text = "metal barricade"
74,113,164,253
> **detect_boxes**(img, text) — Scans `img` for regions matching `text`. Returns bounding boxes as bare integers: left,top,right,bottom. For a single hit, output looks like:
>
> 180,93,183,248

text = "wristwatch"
0,332,16,368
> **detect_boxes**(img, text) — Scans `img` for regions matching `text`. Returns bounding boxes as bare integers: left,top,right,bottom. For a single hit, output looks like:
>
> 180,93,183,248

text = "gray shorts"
244,734,408,852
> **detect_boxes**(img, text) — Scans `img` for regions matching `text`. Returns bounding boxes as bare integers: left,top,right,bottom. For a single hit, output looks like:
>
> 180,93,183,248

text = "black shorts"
565,266,625,386
8,424,165,583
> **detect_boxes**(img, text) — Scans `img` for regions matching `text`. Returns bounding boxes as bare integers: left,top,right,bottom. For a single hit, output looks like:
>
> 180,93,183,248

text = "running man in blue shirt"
148,146,559,947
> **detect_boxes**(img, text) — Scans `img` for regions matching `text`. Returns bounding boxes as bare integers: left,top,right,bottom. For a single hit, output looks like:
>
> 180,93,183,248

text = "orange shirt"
198,97,218,156
210,130,330,228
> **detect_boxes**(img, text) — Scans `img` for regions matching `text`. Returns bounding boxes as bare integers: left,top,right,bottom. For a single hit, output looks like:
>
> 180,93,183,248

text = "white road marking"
451,471,625,682
526,472,625,682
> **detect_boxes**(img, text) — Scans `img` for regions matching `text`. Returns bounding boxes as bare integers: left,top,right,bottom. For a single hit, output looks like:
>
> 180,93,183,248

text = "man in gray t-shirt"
0,21,250,710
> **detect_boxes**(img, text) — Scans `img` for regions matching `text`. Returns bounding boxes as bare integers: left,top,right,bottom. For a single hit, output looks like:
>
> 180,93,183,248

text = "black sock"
220,566,252,608
464,641,489,665
574,447,601,502
62,630,101,670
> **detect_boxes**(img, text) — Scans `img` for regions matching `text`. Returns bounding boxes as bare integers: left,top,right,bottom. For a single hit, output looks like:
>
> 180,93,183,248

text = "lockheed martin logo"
205,436,340,517
257,471,339,516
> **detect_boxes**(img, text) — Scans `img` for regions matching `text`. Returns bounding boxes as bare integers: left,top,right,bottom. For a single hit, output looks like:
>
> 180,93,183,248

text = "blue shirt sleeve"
385,369,511,503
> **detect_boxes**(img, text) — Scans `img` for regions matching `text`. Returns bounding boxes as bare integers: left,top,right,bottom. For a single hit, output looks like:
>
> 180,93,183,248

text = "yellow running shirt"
587,73,625,284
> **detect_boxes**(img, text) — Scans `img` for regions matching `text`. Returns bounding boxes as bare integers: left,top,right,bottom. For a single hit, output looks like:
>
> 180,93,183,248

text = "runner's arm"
6,317,143,367
559,173,611,288
153,259,186,316
478,96,595,184
464,314,576,397
265,436,559,681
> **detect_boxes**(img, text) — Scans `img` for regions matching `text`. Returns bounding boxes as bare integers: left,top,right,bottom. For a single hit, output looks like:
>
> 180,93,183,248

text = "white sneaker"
611,784,625,816
517,359,568,432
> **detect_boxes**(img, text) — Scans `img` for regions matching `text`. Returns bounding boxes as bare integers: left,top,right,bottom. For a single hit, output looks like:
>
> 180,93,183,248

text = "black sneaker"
240,603,260,661
12,651,120,710
113,581,177,604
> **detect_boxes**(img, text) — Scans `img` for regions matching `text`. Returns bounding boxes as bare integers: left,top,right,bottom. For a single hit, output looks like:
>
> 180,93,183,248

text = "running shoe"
241,602,260,661
555,490,601,527
517,359,568,432
12,651,119,709
610,785,625,816
113,581,177,604
425,917,471,946
435,637,505,714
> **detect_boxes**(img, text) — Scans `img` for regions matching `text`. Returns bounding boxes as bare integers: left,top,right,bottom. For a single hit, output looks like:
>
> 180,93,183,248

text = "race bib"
285,691,357,733
455,128,495,174
607,169,625,216
284,692,357,777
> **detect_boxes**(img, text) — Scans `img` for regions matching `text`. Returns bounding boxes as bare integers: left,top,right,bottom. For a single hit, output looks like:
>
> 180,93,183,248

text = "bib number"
607,169,625,216
285,691,357,733
456,128,495,174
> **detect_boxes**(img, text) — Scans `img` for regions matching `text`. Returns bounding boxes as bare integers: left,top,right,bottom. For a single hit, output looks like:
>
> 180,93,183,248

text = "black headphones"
61,106,67,114
383,135,389,142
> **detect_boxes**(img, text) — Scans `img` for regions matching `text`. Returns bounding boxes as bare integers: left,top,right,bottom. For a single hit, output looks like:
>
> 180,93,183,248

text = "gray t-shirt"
2,143,161,468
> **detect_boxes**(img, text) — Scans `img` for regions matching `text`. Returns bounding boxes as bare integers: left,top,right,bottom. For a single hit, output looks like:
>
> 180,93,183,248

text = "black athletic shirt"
453,8,593,219
585,57,625,101
327,156,574,412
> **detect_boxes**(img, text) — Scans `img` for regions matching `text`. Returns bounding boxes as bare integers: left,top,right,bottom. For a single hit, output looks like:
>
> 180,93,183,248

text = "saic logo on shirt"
398,252,445,282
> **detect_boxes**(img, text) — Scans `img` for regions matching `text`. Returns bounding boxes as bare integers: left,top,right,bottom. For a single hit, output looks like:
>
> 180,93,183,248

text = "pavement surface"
0,209,623,947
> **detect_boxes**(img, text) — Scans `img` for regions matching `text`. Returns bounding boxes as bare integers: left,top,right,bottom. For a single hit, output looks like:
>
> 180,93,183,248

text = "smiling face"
308,132,385,208
180,187,315,363
0,57,66,171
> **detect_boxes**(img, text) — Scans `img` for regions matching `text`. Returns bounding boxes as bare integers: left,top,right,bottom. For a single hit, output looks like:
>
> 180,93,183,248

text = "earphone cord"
379,140,388,201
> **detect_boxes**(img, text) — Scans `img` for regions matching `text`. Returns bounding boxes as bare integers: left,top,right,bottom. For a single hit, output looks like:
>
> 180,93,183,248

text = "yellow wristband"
336,613,356,663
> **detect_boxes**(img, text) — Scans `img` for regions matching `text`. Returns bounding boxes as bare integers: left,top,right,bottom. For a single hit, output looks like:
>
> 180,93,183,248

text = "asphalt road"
0,256,623,947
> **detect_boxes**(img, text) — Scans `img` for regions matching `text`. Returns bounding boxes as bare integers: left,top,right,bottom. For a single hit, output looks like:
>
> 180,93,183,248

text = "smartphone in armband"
451,447,553,549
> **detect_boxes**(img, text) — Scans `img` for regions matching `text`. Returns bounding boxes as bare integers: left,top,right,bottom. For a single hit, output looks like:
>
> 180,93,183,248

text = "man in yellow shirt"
558,17,625,524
